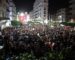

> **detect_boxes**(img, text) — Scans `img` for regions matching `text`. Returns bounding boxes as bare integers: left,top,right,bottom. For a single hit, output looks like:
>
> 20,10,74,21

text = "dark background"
13,0,69,14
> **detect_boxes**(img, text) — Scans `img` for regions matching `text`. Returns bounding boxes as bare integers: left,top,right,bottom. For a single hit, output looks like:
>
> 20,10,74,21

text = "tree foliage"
61,22,75,27
11,20,21,27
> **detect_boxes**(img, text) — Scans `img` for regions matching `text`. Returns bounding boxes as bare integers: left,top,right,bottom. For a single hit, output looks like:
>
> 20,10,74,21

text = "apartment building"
70,0,75,19
30,0,48,20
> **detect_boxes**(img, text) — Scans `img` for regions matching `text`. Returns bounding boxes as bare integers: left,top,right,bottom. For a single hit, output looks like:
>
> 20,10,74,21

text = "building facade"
51,8,66,22
29,11,34,20
30,0,48,20
70,0,75,19
0,0,16,29
8,0,16,20
56,8,66,22
0,0,16,21
0,0,9,20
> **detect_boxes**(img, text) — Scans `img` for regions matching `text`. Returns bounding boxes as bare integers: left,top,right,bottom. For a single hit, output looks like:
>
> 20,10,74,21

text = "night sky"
13,0,69,14
13,0,35,12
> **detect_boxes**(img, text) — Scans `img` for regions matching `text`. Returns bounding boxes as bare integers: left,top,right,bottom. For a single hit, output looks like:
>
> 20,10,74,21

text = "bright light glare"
44,19,48,24
32,28,35,30
51,25,54,28
58,15,62,18
0,46,3,49
59,20,62,23
6,21,11,26
52,43,55,47
37,33,40,36
60,24,64,27
9,16,13,20
27,15,30,22
20,13,24,16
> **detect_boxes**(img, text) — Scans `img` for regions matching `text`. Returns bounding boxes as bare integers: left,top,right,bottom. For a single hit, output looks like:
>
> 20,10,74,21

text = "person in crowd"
0,27,75,59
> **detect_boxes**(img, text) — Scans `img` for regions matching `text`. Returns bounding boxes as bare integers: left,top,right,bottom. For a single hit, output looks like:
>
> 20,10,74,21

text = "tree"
61,22,75,27
11,20,21,27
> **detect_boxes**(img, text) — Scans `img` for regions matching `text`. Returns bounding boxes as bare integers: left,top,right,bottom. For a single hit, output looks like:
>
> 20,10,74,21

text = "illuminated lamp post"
43,19,48,32
58,15,62,23
44,19,48,24
58,15,63,26
0,46,3,50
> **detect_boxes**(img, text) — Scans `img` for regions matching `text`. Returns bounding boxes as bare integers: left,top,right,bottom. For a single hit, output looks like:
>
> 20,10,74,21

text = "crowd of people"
0,27,75,60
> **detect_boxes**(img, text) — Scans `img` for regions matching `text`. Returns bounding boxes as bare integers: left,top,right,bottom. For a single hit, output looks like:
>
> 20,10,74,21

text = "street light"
44,19,48,24
59,15,62,18
20,12,25,16
0,46,3,49
58,15,62,23
70,19,74,23
51,25,54,28
60,24,64,27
